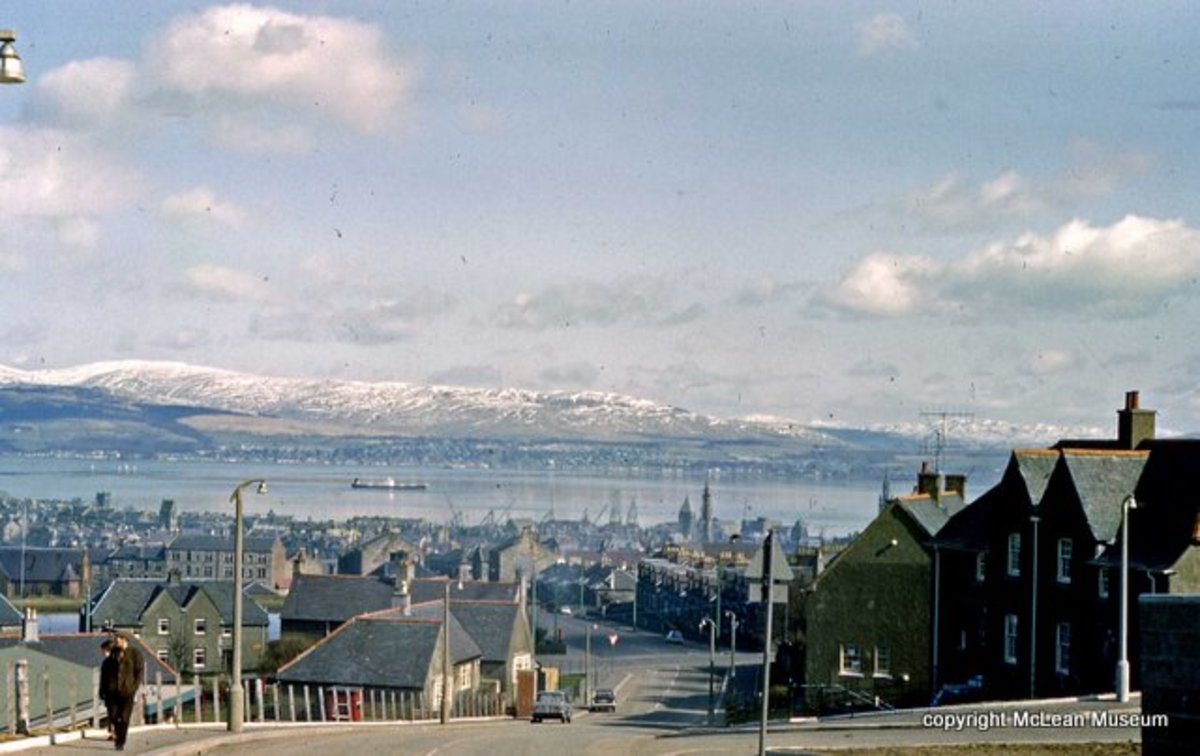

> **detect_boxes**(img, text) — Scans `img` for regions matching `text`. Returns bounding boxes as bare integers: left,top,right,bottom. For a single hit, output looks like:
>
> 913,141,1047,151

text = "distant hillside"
0,361,1093,470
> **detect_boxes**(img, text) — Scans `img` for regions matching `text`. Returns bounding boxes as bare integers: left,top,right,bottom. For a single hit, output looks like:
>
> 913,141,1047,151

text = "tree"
258,634,312,675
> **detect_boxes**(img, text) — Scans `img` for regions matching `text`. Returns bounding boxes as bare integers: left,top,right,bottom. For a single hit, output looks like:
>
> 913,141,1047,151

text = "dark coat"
115,644,144,698
99,652,119,702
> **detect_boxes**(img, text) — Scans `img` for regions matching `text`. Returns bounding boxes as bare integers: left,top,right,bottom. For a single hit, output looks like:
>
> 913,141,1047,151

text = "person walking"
109,633,144,751
98,638,118,740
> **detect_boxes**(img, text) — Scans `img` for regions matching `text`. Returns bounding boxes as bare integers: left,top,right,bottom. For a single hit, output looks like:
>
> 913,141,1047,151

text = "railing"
0,658,505,738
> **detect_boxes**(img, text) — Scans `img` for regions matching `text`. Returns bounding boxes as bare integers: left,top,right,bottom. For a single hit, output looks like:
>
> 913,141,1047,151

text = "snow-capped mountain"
0,360,837,443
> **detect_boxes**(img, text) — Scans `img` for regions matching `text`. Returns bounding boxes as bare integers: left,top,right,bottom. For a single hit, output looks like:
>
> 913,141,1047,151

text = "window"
975,552,986,583
1055,623,1070,675
157,618,170,635
193,647,207,670
1006,533,1021,576
1056,538,1072,583
873,646,892,677
221,626,232,638
157,649,170,663
839,643,863,675
1098,568,1110,599
194,618,207,636
1003,615,1018,664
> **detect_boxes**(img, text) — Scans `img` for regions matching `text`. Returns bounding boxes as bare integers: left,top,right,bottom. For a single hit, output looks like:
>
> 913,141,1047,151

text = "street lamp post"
725,611,739,678
1117,494,1137,703
228,479,266,733
700,616,716,724
584,622,597,705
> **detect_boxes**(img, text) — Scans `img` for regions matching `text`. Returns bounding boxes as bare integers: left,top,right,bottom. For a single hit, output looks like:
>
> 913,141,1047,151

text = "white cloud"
856,13,918,56
162,187,247,227
55,217,102,250
148,4,415,134
496,278,705,330
905,170,1044,228
184,263,270,302
33,58,137,127
1023,349,1077,377
211,117,316,154
825,215,1200,318
902,146,1152,230
0,127,145,218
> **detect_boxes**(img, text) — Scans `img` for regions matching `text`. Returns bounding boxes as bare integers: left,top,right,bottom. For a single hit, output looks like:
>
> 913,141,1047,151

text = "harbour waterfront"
0,455,895,536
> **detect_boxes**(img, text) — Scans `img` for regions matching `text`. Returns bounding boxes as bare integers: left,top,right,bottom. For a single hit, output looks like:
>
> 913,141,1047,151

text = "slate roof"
0,547,83,583
384,602,486,665
1091,439,1200,570
277,616,473,690
896,495,964,537
169,534,279,553
0,593,21,627
91,579,268,628
408,578,519,604
280,574,395,623
445,601,525,664
1059,450,1148,542
108,544,167,561
0,633,178,684
1013,450,1059,507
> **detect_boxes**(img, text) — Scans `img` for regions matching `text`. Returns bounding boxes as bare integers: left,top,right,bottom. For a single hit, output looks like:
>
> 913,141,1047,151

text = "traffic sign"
746,541,794,581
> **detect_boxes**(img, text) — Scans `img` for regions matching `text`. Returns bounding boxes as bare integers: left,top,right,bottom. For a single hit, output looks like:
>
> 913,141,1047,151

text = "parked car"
589,688,616,713
531,690,572,724
665,629,684,644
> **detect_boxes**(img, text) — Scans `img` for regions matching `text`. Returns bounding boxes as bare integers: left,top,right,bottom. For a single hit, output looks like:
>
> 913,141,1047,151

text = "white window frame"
194,617,207,636
157,618,170,635
1003,614,1018,665
975,552,986,583
156,648,170,663
193,647,207,670
1006,533,1021,577
873,646,892,678
1098,567,1110,599
1055,622,1070,675
1056,538,1072,583
839,643,863,676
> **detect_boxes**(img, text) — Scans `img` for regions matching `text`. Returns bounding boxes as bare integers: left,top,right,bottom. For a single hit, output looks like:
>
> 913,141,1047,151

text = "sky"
1,2,1199,432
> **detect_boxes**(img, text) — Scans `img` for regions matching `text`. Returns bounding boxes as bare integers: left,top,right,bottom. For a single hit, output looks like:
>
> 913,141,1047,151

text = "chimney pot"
1126,390,1140,410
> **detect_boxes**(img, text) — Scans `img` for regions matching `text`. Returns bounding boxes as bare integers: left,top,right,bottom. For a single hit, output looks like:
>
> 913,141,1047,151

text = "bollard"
212,677,221,724
91,666,101,730
288,685,296,723
303,685,311,722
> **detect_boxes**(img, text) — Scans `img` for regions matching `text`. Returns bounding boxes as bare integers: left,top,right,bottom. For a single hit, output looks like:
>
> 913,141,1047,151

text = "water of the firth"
0,456,886,536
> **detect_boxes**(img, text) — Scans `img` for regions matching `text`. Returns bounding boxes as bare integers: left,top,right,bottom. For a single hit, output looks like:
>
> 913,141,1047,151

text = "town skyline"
2,4,1199,431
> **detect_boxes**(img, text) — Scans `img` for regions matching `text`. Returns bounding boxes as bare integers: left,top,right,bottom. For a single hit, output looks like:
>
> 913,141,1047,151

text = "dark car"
589,688,616,713
531,690,572,724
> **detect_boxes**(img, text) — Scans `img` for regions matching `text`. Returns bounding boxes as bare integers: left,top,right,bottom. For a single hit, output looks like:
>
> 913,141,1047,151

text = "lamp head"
0,30,24,85
256,481,268,495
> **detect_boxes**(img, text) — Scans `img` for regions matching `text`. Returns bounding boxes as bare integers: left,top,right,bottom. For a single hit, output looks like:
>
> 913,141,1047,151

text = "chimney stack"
21,608,38,643
916,461,940,499
1117,390,1156,450
944,474,967,500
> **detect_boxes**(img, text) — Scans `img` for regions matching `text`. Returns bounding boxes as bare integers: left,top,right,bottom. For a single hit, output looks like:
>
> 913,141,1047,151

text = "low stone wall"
1139,594,1200,755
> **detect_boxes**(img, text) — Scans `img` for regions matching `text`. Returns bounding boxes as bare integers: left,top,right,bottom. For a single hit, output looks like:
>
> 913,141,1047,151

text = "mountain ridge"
0,360,1104,452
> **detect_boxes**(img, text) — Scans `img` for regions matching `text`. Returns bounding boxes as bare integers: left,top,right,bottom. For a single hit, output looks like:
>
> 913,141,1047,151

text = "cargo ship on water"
350,477,428,491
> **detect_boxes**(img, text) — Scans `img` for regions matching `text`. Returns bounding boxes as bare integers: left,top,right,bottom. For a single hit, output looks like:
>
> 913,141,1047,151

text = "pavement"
0,693,1144,755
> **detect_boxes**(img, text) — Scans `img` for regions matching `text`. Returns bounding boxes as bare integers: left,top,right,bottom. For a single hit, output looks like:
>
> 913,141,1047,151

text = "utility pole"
441,581,452,723
759,530,775,756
